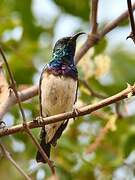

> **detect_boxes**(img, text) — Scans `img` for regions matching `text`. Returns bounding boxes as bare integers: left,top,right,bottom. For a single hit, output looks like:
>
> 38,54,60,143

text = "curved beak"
70,32,86,42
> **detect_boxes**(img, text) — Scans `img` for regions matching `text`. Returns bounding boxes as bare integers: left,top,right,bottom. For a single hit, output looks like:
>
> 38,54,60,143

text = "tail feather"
36,120,69,163
51,120,69,146
36,140,51,163
36,128,51,163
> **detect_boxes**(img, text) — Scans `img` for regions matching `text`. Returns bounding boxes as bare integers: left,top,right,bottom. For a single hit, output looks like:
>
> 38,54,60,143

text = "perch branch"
79,79,123,117
0,83,135,137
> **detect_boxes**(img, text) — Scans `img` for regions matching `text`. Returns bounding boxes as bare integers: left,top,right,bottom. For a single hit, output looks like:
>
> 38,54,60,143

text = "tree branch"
75,2,135,63
0,141,31,180
79,79,123,117
79,79,106,99
0,47,27,123
0,83,134,137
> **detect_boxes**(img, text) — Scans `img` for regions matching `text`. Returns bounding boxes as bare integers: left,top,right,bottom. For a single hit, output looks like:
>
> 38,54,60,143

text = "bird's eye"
53,41,66,52
54,44,61,51
56,46,61,51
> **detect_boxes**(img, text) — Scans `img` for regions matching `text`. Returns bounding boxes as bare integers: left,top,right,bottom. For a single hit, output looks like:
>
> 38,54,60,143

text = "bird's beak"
70,32,86,42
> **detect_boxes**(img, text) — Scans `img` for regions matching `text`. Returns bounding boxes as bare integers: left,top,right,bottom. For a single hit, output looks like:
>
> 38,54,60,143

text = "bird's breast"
41,72,77,116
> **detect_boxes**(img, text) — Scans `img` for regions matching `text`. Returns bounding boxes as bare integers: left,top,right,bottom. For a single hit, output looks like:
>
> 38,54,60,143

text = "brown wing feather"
74,79,78,104
39,65,48,116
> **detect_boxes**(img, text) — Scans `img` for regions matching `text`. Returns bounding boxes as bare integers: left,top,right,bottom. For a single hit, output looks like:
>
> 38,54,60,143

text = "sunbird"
36,32,85,163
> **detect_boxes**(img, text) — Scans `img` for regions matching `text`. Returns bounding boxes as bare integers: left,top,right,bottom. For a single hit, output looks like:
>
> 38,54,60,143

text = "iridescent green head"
52,32,85,62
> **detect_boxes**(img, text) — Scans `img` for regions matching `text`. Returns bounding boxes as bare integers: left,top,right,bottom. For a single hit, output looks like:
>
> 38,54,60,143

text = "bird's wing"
39,65,48,116
74,79,78,104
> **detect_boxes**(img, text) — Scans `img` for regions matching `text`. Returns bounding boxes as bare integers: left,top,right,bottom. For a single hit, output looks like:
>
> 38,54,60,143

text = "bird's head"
52,32,85,62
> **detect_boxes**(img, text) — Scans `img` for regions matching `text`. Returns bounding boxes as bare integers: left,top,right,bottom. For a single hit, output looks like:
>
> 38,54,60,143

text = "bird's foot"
0,121,8,132
34,116,45,125
73,106,80,116
72,106,80,121
0,121,6,128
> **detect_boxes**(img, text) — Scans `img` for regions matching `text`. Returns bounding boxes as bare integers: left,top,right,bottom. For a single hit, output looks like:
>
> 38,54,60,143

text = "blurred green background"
1,0,135,179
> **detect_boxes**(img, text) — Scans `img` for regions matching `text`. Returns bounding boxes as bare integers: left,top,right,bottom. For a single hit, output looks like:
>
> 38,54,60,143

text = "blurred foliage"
54,0,90,21
0,0,135,180
93,38,107,58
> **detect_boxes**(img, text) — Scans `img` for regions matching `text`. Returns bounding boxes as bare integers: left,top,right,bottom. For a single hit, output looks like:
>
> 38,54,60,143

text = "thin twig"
79,79,123,117
79,79,106,99
0,47,26,123
127,0,135,42
115,102,123,118
78,0,99,67
0,85,38,119
0,47,56,175
0,141,31,180
91,0,99,34
0,83,135,137
26,130,56,175
86,115,117,154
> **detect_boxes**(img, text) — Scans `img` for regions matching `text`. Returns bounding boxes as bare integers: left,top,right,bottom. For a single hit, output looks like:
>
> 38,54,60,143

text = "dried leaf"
0,64,9,105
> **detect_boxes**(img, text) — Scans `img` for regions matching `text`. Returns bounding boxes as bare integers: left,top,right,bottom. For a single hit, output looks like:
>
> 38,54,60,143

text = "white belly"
41,72,77,142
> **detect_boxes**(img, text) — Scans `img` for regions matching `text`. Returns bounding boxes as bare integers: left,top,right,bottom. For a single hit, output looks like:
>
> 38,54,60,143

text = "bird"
36,32,85,163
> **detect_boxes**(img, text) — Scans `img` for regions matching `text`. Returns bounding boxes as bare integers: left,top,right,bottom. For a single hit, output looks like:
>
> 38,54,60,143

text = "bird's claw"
73,106,80,116
0,121,8,132
72,106,80,121
34,116,44,125
0,121,6,128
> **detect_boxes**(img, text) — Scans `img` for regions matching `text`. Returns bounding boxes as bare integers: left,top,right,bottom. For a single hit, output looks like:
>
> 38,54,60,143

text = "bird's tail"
36,128,51,163
36,120,69,163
